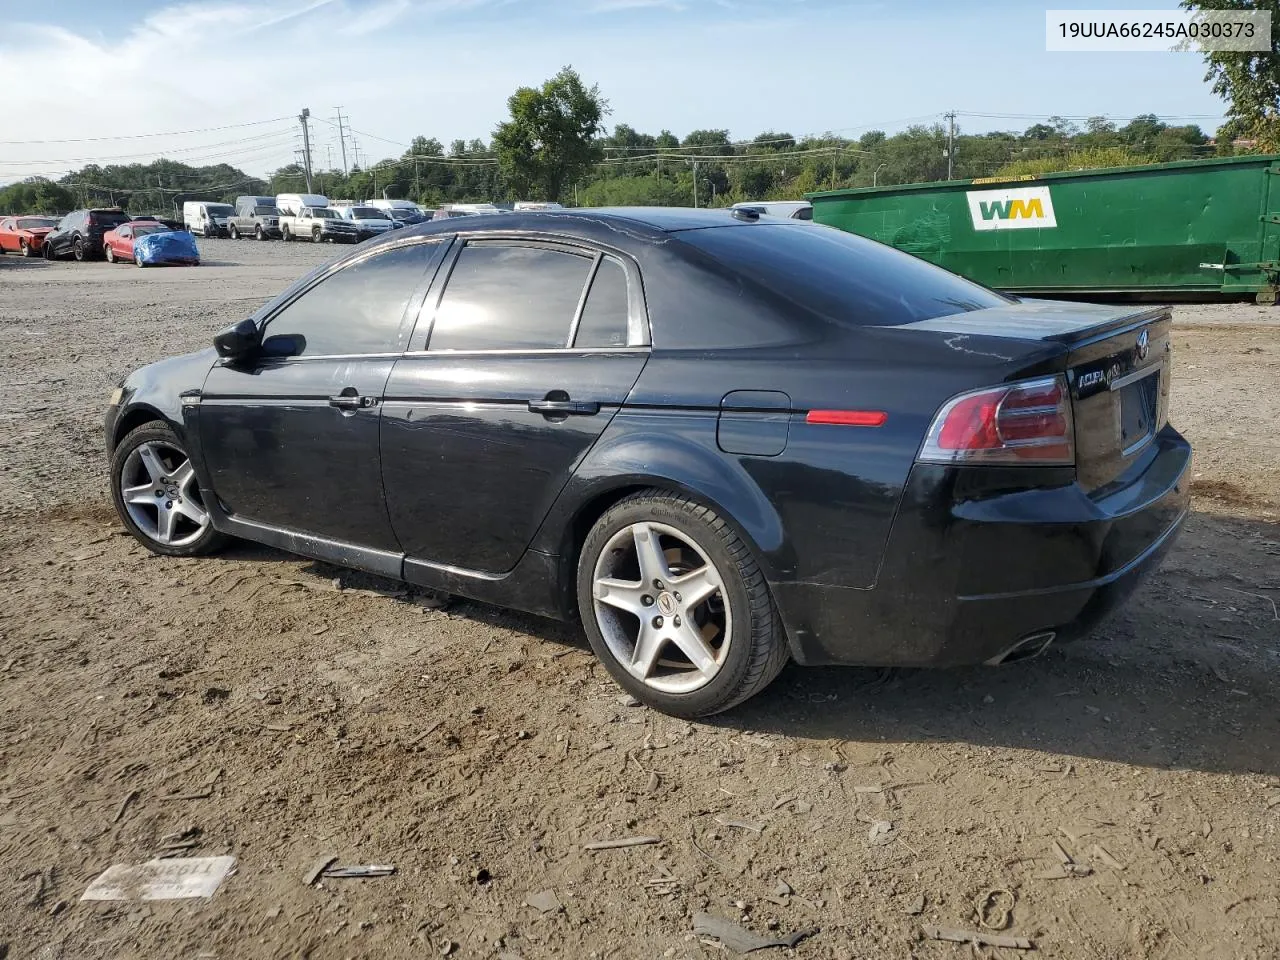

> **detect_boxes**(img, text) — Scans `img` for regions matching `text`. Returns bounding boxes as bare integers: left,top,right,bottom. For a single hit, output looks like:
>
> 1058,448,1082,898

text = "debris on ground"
692,912,816,953
81,856,236,901
975,888,1015,929
303,855,338,886
583,835,661,851
320,864,396,879
524,889,562,914
715,817,765,834
905,893,926,916
921,926,1034,950
867,820,895,845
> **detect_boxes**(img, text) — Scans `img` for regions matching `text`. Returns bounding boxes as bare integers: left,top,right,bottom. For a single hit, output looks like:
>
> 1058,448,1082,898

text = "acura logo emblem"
1136,329,1150,362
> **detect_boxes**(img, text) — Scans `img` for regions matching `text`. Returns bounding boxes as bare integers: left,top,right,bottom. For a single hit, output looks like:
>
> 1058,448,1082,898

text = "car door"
198,239,448,555
382,237,649,576
114,225,130,258
0,219,13,252
50,213,79,256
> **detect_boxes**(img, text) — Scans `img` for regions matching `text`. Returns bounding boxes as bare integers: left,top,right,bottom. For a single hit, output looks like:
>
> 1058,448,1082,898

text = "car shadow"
215,507,1279,777
716,509,1280,778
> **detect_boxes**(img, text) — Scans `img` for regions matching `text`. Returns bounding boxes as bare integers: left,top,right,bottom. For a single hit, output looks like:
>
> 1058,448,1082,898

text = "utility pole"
945,110,956,181
299,108,314,193
691,158,698,208
333,106,350,175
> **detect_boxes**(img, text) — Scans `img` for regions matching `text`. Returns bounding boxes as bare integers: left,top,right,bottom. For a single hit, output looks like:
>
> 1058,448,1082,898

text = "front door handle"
329,390,376,411
528,397,600,417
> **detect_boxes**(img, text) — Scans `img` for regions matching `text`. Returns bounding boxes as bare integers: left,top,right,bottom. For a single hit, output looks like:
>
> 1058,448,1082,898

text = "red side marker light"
805,410,887,427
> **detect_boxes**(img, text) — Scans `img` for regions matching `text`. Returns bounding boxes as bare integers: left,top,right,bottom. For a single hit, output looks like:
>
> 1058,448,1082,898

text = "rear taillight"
918,375,1074,465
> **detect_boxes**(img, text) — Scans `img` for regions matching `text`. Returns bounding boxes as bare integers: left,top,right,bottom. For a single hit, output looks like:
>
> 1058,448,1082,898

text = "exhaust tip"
986,631,1056,666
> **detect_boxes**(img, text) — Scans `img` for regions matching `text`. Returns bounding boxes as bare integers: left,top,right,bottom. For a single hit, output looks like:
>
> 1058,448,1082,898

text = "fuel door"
717,390,791,457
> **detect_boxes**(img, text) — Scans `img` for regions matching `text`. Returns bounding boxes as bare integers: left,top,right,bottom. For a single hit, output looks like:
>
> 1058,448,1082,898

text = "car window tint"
262,243,433,357
794,207,813,221
680,224,1010,327
573,257,630,348
428,243,593,351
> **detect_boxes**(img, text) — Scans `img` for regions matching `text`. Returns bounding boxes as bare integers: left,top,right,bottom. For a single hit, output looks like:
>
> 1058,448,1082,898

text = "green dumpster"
807,154,1280,303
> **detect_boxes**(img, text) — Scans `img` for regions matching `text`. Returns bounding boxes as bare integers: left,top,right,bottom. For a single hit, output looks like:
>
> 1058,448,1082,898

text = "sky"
0,0,1230,183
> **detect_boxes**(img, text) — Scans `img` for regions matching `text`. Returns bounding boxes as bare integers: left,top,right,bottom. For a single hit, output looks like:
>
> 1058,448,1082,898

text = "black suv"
44,208,133,261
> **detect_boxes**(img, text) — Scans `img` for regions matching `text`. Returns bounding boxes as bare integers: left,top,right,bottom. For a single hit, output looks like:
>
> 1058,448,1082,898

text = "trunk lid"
901,300,1172,493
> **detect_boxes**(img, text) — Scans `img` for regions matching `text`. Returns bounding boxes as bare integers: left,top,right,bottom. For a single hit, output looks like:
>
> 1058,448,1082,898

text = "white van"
275,193,329,216
368,198,422,216
730,200,812,220
513,201,564,211
183,200,235,237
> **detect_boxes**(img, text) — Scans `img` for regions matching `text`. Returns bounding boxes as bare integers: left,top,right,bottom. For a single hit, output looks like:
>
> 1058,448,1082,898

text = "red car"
102,220,190,266
0,215,60,257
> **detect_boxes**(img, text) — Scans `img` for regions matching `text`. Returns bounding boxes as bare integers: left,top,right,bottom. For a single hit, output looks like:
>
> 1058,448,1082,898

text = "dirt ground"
1,240,1277,960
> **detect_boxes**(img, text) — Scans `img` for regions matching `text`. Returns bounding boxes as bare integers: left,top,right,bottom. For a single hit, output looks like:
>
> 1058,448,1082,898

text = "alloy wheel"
591,521,732,694
118,441,210,547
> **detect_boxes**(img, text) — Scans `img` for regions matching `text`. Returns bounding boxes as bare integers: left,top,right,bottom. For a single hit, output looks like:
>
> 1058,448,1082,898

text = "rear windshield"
91,211,131,225
17,217,58,229
252,206,276,215
132,224,168,236
680,224,1010,327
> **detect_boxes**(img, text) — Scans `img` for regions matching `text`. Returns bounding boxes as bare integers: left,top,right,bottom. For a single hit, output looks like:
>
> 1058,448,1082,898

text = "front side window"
262,243,437,358
572,257,630,348
428,242,593,351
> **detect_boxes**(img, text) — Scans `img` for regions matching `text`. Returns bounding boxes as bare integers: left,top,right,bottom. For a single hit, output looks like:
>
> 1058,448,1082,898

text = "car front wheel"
110,421,228,557
577,491,789,717
228,224,239,240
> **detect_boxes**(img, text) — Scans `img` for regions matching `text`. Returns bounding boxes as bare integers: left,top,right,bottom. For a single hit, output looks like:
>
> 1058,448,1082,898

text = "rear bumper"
773,425,1192,667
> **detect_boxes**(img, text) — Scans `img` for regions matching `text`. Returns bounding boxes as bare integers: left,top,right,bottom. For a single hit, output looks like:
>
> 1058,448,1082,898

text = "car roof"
396,206,786,245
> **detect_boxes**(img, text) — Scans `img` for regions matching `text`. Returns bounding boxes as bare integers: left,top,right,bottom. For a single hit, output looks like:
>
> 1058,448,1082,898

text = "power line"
0,116,296,146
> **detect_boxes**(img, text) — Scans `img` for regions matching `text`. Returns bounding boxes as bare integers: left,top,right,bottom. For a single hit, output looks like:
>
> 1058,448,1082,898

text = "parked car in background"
0,215,60,257
367,199,426,222
103,220,200,267
228,199,281,240
103,207,1190,717
42,208,132,261
279,206,360,243
133,215,186,233
513,201,564,211
275,193,329,216
431,202,502,220
183,201,234,237
390,208,431,226
730,200,812,220
338,205,397,240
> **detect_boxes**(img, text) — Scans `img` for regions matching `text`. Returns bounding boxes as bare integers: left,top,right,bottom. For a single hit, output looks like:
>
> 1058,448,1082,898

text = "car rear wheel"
72,237,85,262
228,224,239,240
577,491,789,717
110,422,228,558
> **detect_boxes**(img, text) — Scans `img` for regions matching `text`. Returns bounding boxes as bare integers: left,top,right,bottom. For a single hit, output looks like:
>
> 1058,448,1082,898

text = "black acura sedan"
105,208,1190,716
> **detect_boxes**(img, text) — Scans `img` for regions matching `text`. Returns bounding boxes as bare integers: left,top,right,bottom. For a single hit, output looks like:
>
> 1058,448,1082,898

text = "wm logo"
979,198,1045,221
967,186,1057,231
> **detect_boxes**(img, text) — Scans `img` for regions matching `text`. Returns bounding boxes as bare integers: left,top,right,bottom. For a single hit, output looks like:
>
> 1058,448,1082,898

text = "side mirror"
213,317,262,359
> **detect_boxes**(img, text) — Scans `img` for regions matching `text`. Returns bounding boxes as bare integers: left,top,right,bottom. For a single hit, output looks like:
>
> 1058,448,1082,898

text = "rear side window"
681,224,1009,327
428,243,593,351
573,257,630,348
262,242,436,357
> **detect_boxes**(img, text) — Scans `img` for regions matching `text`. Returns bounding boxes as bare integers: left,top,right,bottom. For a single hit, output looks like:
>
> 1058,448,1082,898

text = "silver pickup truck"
279,206,360,244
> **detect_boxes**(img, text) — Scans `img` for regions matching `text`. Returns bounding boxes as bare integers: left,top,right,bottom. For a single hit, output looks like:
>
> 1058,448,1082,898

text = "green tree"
1182,0,1280,149
493,66,608,202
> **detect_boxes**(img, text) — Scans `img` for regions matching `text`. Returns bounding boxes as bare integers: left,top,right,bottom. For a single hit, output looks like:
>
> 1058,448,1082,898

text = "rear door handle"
528,398,600,417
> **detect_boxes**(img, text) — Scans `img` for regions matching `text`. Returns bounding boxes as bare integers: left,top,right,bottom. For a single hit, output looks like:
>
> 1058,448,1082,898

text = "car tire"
72,237,85,262
281,225,291,242
20,240,32,257
577,490,789,718
255,225,265,241
110,421,229,558
312,228,322,243
228,224,239,240
135,258,146,268
105,244,115,263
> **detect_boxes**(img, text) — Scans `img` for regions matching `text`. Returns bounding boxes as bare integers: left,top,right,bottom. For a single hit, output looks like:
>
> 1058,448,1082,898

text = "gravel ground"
1,238,1278,959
